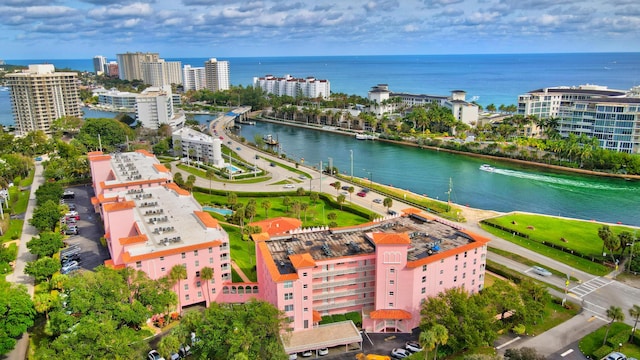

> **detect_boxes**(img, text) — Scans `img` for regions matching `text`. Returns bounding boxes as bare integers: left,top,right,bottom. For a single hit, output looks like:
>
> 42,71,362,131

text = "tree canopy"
0,283,36,356
75,118,135,152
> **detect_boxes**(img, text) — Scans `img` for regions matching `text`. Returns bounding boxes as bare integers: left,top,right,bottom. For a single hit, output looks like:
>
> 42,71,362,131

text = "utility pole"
350,149,353,181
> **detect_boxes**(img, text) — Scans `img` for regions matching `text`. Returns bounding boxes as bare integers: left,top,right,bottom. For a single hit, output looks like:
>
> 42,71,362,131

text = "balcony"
313,287,373,300
314,297,373,312
312,265,375,278
312,276,375,290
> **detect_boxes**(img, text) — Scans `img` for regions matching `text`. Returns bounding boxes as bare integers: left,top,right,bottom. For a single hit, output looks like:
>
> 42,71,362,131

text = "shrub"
592,345,613,360
345,311,362,327
332,314,346,323
607,329,632,348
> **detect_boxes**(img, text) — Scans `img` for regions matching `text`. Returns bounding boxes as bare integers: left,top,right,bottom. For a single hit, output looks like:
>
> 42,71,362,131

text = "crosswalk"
568,277,613,298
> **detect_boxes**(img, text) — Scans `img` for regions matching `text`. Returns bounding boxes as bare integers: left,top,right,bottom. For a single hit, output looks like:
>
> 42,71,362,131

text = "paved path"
230,260,252,283
5,158,45,360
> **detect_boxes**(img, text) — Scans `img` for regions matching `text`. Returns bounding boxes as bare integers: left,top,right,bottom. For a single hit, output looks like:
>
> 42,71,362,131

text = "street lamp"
350,149,353,181
363,169,373,187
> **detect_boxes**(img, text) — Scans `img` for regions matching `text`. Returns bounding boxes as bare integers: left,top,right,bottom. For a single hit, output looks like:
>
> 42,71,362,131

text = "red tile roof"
249,217,301,236
122,240,222,263
289,253,316,269
371,232,411,245
194,211,219,228
312,310,322,323
165,182,190,196
103,200,136,212
370,309,412,320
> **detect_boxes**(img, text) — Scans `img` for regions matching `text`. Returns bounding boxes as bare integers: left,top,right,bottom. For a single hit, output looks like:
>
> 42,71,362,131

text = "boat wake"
492,168,638,191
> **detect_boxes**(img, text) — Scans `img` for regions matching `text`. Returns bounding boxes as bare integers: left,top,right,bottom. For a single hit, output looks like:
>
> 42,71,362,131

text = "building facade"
204,58,230,92
106,62,119,78
6,64,82,135
93,55,107,75
367,84,479,126
172,127,225,167
517,84,640,153
253,210,489,333
183,65,207,91
141,59,183,87
95,88,138,112
135,85,185,130
253,74,331,99
116,52,160,81
88,150,236,309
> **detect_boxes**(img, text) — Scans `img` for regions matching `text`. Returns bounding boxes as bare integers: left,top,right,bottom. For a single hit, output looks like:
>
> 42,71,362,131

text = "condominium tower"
204,58,230,92
182,65,207,91
93,55,107,75
141,59,183,87
253,74,331,99
6,64,81,135
116,52,160,81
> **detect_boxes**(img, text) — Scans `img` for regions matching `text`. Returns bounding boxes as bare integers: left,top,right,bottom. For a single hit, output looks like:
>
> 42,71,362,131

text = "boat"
479,164,495,172
355,133,375,140
263,134,279,145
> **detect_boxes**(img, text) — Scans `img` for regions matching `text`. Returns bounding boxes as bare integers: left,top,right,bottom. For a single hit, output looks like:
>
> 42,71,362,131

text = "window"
198,291,202,297
303,284,308,289
455,254,459,260
208,247,213,253
422,265,427,271
439,280,443,285
389,303,394,307
135,261,142,268
303,296,308,301
284,293,293,300
473,269,476,275
194,250,198,256
161,267,166,272
473,259,477,265
304,320,309,329
284,305,294,312
211,288,216,294
284,281,293,288
463,273,466,279
390,279,395,285
464,251,467,258
209,257,213,264
440,269,443,274
463,262,467,268
455,265,458,271
185,294,190,300
440,259,444,264
304,307,308,312
195,260,199,267
184,284,189,290
181,252,186,259
196,271,200,277
390,268,395,273
421,287,426,294
303,272,308,277
160,256,164,261
474,248,478,254
454,276,457,282
422,276,426,283
196,281,201,288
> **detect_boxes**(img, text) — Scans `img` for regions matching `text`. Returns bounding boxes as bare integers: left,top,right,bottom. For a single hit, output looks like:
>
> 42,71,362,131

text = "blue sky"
1,0,639,60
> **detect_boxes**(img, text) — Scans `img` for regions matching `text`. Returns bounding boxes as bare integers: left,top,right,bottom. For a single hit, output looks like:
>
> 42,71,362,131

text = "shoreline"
251,115,640,181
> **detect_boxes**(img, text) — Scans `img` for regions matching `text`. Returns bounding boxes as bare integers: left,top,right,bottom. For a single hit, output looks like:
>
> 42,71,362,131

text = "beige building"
141,59,182,87
204,58,230,92
116,52,160,81
6,64,81,135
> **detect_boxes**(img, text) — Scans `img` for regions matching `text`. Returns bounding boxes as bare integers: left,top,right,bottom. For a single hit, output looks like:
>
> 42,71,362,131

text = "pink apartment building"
253,208,489,334
88,150,256,310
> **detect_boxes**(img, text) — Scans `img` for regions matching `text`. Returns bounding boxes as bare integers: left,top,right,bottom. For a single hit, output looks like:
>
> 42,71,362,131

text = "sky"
1,0,639,60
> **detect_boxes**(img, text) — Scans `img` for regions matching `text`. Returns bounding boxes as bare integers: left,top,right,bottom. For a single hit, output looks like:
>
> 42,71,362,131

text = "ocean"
2,53,640,126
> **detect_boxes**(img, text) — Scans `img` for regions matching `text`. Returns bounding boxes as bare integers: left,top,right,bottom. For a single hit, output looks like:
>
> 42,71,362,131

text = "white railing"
314,298,373,311
313,287,373,300
312,276,375,290
312,265,375,278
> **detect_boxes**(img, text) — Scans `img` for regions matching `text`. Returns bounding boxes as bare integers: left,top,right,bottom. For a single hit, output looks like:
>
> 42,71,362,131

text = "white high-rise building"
253,74,330,99
204,58,230,92
116,52,160,81
182,65,207,91
6,64,81,135
141,59,182,87
135,85,185,130
172,127,225,166
93,56,107,75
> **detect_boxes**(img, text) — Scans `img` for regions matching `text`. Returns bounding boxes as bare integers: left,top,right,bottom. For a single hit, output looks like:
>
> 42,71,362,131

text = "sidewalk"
230,260,252,283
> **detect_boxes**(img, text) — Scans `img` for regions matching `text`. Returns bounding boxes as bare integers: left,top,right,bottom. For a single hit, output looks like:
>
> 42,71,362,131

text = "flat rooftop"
122,186,226,257
282,320,362,354
107,151,169,184
266,214,476,276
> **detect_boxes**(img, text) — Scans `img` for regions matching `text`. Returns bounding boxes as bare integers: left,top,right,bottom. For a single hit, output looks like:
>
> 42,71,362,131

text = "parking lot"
60,185,110,272
305,330,419,360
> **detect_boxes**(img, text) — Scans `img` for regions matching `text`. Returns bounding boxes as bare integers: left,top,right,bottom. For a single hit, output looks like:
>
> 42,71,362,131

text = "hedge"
607,329,631,348
592,345,613,360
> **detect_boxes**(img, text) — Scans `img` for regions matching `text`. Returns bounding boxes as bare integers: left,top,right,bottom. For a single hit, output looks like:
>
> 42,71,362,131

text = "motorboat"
479,164,495,172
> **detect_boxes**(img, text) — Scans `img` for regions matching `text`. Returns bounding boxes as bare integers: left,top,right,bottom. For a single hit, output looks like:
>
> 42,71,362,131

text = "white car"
301,350,313,357
318,348,329,356
147,350,165,360
531,266,552,276
391,348,410,359
405,341,423,353
283,184,295,189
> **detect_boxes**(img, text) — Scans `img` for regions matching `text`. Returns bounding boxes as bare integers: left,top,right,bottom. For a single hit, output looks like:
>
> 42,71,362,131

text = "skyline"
1,0,639,60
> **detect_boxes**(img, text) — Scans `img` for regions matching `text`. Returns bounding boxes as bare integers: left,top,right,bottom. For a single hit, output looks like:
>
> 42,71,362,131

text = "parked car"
362,188,370,193
405,342,423,353
62,190,75,199
357,192,366,197
373,198,382,204
531,266,552,277
64,225,79,235
65,211,80,220
283,184,295,189
388,210,397,215
236,147,241,151
341,186,350,190
605,352,627,360
301,350,313,357
61,264,80,275
178,344,191,358
288,354,298,360
391,348,410,359
148,350,165,360
318,348,329,356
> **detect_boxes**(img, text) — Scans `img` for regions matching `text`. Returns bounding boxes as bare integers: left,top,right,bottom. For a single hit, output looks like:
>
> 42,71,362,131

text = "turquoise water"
203,206,233,216
226,165,241,173
239,121,640,226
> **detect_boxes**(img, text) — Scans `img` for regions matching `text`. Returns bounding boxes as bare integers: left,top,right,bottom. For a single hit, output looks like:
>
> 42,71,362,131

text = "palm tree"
599,225,613,256
383,197,393,213
431,324,448,360
261,200,272,217
419,329,437,360
169,265,188,311
629,304,640,343
333,181,341,196
603,305,625,346
200,266,214,306
337,194,346,210
205,168,215,195
347,186,354,202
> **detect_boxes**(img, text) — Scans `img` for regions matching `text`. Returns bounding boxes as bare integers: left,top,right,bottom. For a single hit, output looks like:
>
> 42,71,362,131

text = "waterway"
238,121,640,227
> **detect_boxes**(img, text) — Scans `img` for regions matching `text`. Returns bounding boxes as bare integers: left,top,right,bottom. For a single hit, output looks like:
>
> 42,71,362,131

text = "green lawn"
484,213,635,259
489,247,580,281
526,297,579,336
481,222,610,276
221,224,257,282
0,220,23,242
579,322,640,359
